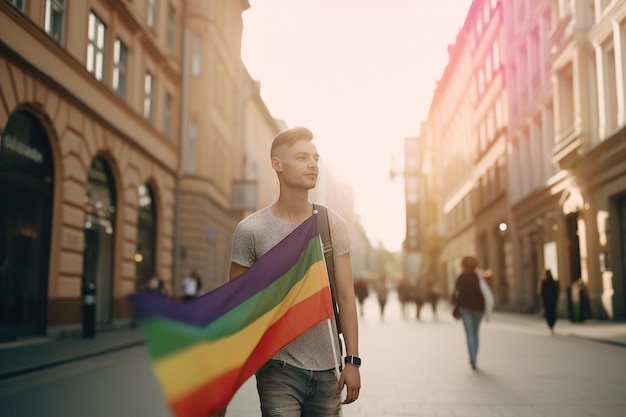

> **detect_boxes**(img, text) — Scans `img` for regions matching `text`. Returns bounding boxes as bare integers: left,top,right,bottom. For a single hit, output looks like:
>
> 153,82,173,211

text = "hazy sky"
241,0,473,251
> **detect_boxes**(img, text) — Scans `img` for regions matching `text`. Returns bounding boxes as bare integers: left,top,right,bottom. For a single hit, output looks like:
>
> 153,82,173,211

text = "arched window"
83,157,116,323
0,110,54,341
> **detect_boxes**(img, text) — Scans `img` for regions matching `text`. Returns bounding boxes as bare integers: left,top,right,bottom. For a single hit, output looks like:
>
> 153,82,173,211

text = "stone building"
0,0,288,342
420,11,477,294
417,0,626,320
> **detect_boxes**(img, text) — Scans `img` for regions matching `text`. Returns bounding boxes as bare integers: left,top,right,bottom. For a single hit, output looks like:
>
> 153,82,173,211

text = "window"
5,0,24,12
495,97,503,129
476,16,483,37
167,4,176,50
163,93,172,138
147,0,156,28
144,73,153,120
487,110,495,140
492,42,500,71
479,119,487,152
113,39,128,99
188,121,197,173
192,35,201,76
477,68,485,95
483,1,490,23
603,43,618,135
87,12,106,81
45,0,65,44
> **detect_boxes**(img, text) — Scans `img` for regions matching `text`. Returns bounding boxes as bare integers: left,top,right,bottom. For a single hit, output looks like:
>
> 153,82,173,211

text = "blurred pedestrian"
426,278,442,320
539,269,559,333
411,277,427,320
397,278,411,318
354,278,369,317
375,276,388,320
147,272,166,295
182,269,202,302
452,256,485,370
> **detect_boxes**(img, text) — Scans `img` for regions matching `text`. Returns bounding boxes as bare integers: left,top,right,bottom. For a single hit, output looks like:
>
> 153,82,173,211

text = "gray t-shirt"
230,205,352,371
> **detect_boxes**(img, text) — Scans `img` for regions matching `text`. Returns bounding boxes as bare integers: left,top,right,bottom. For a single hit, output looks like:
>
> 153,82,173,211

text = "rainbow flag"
130,214,333,417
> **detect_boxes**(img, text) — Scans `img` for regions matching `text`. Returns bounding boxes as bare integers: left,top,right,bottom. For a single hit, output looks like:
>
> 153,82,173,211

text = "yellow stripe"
153,260,328,400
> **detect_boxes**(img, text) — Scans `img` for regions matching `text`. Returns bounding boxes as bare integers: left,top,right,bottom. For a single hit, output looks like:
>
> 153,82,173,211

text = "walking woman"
452,256,485,370
539,269,559,333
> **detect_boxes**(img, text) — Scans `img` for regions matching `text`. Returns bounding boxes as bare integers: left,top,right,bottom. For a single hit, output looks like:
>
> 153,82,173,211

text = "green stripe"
141,236,324,359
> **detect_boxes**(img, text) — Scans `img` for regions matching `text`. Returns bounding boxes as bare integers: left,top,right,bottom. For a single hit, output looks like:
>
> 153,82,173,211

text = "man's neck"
272,192,313,224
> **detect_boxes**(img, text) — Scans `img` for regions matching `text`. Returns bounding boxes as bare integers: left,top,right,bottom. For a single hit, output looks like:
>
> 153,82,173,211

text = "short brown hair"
270,127,313,157
461,256,478,273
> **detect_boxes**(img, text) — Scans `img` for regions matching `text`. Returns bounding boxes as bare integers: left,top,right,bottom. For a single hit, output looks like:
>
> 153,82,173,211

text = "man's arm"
334,252,361,404
229,262,249,281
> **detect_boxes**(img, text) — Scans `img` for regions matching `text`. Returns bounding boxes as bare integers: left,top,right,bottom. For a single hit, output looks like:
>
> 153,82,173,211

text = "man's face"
274,139,319,189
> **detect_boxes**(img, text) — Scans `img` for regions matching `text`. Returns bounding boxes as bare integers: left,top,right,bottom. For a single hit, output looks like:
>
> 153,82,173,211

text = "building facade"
471,0,512,307
548,0,626,319
503,0,559,312
416,0,626,320
0,0,372,343
0,0,182,341
421,19,478,294
173,0,260,295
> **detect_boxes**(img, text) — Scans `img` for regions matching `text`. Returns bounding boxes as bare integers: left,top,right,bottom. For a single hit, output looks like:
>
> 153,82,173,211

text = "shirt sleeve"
328,209,352,257
230,221,256,268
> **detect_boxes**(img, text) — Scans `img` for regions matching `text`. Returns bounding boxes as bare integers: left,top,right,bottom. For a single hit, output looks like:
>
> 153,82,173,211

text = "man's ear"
271,156,282,173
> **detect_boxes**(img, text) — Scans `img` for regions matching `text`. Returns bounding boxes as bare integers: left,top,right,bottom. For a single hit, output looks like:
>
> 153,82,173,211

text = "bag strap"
313,204,342,335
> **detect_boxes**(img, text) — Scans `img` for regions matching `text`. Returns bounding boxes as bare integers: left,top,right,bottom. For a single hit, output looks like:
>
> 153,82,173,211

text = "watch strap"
344,355,361,367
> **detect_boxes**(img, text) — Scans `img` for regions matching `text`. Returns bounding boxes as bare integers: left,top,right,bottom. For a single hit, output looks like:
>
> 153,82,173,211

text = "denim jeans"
459,307,484,365
255,359,342,417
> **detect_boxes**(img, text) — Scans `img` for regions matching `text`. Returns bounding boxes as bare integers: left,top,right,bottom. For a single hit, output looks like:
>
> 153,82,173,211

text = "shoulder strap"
313,204,342,335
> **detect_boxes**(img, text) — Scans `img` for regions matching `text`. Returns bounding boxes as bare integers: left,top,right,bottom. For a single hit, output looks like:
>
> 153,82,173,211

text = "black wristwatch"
344,355,362,368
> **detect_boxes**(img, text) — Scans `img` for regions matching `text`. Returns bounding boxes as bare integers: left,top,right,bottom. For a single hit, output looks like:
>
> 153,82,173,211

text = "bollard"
82,282,96,338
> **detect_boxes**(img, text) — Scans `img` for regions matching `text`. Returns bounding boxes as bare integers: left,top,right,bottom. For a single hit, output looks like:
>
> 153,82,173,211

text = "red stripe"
169,287,332,417
242,286,332,376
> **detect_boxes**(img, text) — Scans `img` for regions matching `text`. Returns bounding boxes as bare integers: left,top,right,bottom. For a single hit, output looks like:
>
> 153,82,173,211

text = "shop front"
0,109,53,342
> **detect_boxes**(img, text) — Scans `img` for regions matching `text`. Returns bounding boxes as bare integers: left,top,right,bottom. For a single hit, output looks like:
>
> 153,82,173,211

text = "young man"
223,127,361,416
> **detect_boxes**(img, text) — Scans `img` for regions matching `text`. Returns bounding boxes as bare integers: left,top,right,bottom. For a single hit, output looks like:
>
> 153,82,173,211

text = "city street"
1,291,625,417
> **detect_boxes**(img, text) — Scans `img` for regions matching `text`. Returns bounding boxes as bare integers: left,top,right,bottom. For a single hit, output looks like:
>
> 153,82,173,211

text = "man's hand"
338,365,361,404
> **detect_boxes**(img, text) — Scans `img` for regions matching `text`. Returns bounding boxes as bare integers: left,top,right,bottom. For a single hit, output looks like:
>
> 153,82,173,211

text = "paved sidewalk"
492,310,626,347
1,303,625,381
0,326,143,379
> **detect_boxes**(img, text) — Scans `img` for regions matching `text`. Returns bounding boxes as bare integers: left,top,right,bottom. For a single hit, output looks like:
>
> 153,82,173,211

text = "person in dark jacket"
539,269,560,333
452,256,485,370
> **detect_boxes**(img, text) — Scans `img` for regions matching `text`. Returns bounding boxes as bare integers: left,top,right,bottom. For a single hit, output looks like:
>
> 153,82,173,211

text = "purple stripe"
130,214,320,327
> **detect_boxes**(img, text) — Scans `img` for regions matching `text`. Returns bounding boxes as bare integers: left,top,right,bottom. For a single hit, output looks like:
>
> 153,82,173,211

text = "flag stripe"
169,288,332,417
153,261,331,400
131,216,321,326
140,239,324,359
